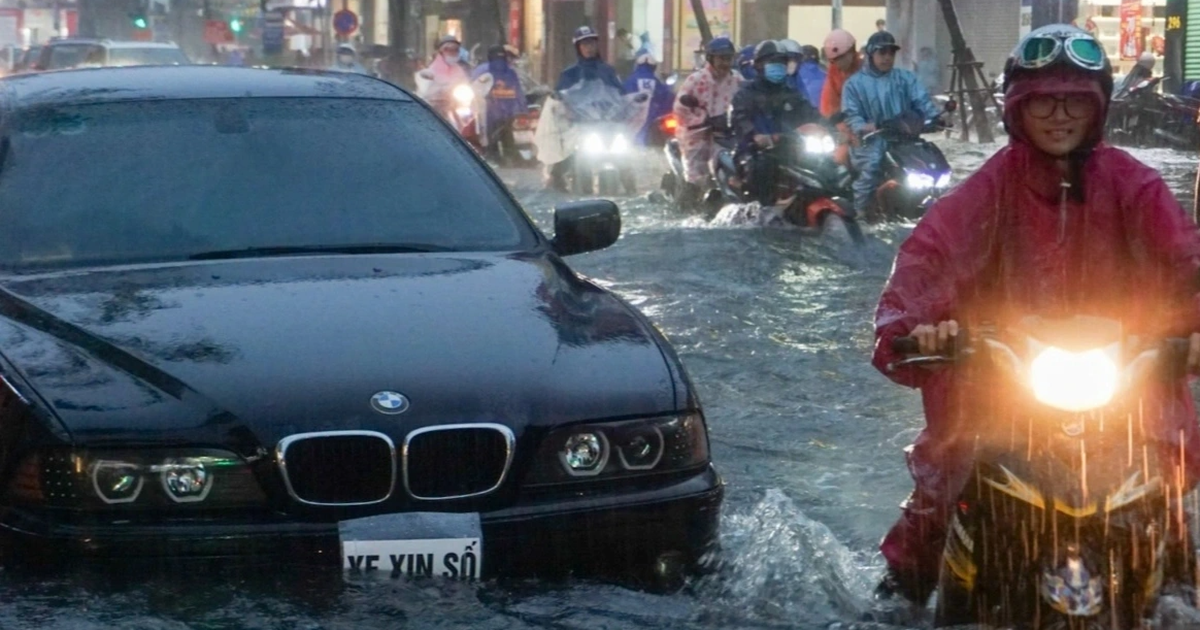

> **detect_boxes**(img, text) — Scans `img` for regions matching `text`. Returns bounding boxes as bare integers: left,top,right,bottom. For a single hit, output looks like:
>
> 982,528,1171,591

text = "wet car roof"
0,66,413,109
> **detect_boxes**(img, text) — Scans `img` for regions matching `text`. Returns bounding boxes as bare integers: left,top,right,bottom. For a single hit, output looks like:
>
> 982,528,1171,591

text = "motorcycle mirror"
945,99,959,113
828,112,847,125
679,94,701,109
666,72,679,87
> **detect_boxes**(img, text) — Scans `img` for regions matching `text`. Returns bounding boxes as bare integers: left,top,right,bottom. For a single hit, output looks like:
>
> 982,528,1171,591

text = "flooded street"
3,138,1199,629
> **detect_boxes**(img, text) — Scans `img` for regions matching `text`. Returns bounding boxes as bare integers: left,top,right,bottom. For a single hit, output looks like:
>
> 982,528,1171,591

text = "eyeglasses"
1025,93,1096,119
1014,35,1106,71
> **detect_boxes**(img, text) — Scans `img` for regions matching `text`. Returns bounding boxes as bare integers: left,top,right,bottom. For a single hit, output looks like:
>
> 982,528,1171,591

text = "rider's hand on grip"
896,320,959,356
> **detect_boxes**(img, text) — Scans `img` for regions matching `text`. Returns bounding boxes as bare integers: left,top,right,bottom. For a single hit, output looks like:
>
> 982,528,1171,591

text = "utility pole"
689,0,713,44
937,0,994,143
832,0,843,29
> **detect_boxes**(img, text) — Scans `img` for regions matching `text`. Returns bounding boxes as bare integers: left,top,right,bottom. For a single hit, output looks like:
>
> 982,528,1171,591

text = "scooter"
1107,77,1200,151
660,95,734,215
862,101,956,222
888,315,1195,628
684,98,861,241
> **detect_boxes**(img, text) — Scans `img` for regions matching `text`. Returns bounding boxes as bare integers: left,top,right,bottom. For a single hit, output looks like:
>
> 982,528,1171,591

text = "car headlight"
936,173,952,188
526,413,709,485
610,133,630,153
452,84,474,106
905,171,936,190
1030,346,1120,413
582,133,605,154
7,448,265,508
803,135,836,154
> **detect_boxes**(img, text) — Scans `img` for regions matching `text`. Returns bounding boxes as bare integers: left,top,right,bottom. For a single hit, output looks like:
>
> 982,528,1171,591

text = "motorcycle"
1107,77,1200,151
888,315,1194,628
672,95,860,241
534,79,651,196
659,95,734,215
862,102,956,222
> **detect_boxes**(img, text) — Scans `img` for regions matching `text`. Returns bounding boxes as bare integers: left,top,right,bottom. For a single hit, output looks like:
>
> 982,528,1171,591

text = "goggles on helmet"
1014,34,1106,71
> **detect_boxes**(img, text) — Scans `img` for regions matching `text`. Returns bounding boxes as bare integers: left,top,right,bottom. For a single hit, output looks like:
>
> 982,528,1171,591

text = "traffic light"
131,12,148,29
229,17,243,33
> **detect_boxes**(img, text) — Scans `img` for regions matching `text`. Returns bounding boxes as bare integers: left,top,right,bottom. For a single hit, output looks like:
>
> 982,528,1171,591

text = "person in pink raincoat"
419,35,471,117
868,24,1200,618
672,37,741,206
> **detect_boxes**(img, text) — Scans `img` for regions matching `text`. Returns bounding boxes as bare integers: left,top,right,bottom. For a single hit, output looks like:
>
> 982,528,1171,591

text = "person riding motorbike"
1114,50,1156,99
820,29,862,167
778,39,808,101
330,42,370,74
622,51,674,145
556,25,623,91
672,36,741,204
730,40,822,206
868,24,1200,619
797,45,827,109
419,35,471,117
472,44,529,165
547,26,625,190
842,31,941,220
737,44,758,81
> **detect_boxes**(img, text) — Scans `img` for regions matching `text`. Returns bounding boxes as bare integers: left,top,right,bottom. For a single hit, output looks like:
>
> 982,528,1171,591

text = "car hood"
0,254,678,450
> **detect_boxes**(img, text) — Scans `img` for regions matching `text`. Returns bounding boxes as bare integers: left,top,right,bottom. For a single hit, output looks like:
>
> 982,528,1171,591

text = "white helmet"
1137,51,1156,69
778,38,803,58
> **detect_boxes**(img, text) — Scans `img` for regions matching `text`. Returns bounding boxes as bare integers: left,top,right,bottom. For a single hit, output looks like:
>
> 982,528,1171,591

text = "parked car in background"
31,39,189,71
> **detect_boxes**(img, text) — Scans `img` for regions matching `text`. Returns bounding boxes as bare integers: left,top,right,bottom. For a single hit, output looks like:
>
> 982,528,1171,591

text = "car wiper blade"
187,244,456,261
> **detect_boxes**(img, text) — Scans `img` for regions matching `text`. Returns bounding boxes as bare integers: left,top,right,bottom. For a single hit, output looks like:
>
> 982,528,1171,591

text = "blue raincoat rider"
737,45,758,81
472,45,529,164
841,31,941,219
622,51,674,145
556,26,623,91
797,45,827,108
548,26,624,190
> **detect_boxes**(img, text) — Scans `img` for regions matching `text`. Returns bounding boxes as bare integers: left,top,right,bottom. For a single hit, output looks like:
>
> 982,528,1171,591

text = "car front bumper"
0,465,723,580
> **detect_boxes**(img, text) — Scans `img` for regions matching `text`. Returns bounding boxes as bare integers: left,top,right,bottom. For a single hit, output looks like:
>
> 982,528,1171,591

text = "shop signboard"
1120,0,1143,60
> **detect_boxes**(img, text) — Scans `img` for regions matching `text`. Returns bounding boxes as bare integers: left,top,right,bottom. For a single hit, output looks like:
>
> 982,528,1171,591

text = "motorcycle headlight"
936,173,952,188
582,133,605,154
6,448,265,508
1030,346,1120,413
526,413,710,485
610,133,630,153
452,84,474,106
803,135,835,154
905,171,936,190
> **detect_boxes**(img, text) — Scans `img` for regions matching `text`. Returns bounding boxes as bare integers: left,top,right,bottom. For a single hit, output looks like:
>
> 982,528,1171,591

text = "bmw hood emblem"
370,391,410,415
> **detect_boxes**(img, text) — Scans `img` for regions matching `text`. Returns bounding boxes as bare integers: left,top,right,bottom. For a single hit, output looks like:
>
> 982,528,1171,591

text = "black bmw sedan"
0,66,722,583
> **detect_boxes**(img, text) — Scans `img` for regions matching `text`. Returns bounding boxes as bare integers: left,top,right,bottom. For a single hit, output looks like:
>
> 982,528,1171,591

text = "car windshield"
0,97,535,269
108,47,190,66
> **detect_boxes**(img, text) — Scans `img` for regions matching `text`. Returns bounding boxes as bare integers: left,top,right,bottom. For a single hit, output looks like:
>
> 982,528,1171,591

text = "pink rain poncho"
672,64,740,184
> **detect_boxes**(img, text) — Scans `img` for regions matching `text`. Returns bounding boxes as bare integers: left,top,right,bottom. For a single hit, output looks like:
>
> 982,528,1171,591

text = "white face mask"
787,60,798,74
338,54,354,65
443,52,459,64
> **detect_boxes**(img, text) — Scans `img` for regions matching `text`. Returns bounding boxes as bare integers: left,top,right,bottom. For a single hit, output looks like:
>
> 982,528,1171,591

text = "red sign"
508,0,521,50
204,19,233,44
1119,0,1142,60
131,28,153,42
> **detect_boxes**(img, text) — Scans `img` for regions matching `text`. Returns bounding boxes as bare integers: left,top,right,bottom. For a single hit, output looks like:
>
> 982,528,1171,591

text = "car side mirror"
679,94,701,109
551,200,621,256
944,99,958,113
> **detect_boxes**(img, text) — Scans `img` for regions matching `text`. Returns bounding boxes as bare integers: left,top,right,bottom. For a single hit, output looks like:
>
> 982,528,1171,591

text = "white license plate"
514,130,534,143
339,512,482,580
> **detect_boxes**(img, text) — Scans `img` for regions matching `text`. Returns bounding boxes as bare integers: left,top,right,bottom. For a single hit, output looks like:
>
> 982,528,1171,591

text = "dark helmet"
706,36,736,58
864,31,901,56
799,44,820,62
437,34,461,50
487,44,507,62
572,26,599,45
1003,24,1113,101
753,40,786,65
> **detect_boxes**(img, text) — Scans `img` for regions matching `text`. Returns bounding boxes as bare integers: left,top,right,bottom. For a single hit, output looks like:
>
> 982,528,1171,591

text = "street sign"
262,9,285,54
333,9,358,36
204,19,234,44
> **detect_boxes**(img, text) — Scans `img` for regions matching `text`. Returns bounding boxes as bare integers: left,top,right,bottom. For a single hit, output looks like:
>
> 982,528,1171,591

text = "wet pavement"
2,138,1199,629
